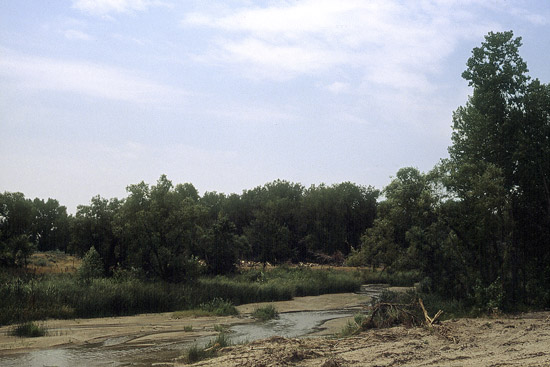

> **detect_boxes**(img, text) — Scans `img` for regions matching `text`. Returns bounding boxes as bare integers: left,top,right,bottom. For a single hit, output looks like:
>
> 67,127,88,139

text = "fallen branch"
419,298,443,326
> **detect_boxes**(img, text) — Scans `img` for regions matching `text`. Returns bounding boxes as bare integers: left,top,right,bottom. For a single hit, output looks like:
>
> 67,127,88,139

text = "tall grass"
0,266,361,325
359,269,421,287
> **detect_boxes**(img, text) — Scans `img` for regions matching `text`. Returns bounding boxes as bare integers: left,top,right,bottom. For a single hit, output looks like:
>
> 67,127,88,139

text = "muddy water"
0,285,384,366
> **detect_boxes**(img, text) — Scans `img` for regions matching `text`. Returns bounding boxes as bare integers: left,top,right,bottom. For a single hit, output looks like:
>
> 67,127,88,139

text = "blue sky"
1,1,549,213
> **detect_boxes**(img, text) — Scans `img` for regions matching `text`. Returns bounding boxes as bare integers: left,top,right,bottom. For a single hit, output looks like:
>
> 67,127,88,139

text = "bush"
340,313,366,337
252,305,278,321
180,332,231,364
77,246,104,282
199,298,238,316
10,322,47,337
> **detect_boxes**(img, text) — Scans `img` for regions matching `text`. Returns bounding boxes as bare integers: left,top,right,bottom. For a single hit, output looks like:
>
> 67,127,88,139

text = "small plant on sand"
10,322,47,337
199,298,238,316
180,332,231,364
339,313,366,336
252,304,279,321
183,325,193,332
213,324,229,332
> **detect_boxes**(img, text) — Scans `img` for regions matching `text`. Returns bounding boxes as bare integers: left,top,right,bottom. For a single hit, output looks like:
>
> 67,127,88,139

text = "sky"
1,1,549,213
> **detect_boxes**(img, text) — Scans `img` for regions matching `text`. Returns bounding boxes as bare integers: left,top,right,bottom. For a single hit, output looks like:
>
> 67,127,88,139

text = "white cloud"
181,0,496,86
324,81,350,94
0,48,189,105
64,29,94,40
72,0,170,16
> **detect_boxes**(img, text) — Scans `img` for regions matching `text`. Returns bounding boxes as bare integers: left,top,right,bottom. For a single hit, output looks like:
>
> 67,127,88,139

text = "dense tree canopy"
1,178,378,281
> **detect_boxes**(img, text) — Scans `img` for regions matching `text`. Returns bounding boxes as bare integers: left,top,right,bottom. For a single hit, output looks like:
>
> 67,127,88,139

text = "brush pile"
362,295,443,329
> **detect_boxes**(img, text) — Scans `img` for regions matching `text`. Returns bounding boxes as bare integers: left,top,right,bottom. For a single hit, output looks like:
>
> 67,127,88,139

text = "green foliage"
0,266,359,325
252,304,278,321
77,246,104,281
199,298,239,316
342,31,549,309
473,277,504,312
182,344,211,364
200,217,240,275
213,324,229,332
0,274,182,324
10,321,47,337
196,267,360,306
339,313,367,337
358,269,421,287
181,332,231,364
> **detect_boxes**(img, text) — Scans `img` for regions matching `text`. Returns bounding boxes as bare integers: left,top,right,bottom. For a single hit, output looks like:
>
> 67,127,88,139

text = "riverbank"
187,311,550,367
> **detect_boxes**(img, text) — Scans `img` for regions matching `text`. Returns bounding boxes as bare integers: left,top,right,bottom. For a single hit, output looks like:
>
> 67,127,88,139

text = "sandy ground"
185,312,550,367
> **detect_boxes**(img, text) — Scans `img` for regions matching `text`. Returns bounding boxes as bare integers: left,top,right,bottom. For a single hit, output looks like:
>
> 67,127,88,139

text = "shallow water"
0,310,355,367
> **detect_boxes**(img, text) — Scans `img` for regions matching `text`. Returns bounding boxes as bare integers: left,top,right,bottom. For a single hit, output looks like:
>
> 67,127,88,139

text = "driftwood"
419,298,443,326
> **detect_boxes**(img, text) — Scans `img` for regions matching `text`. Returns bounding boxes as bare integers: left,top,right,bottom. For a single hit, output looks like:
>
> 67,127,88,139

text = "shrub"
340,313,366,337
199,298,238,316
252,305,278,321
77,247,103,282
180,332,231,364
10,322,47,337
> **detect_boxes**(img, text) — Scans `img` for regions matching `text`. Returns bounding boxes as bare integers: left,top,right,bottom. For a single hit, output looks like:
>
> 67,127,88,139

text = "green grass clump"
339,313,366,337
10,322,47,337
213,324,229,332
182,344,211,364
183,325,193,332
181,332,231,364
252,305,278,321
199,298,239,316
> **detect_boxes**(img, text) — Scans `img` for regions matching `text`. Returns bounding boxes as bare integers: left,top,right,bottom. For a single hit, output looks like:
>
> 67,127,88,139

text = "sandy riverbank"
2,291,549,367
185,311,550,367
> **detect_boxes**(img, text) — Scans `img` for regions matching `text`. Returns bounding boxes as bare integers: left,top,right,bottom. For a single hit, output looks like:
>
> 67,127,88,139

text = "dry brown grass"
27,252,81,274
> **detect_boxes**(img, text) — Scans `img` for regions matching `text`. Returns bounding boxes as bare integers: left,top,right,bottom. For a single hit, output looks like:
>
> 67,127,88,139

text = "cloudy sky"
1,1,549,212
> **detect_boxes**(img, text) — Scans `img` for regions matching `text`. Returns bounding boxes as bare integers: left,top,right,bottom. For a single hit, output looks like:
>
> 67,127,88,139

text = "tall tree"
118,175,207,282
31,198,70,252
447,31,550,306
0,192,35,266
70,195,122,274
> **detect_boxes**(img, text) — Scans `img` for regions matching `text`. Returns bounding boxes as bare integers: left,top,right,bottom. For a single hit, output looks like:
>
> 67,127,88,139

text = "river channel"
0,285,386,366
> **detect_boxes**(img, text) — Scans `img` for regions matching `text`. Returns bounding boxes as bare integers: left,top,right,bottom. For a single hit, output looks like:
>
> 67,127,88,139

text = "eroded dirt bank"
185,312,550,367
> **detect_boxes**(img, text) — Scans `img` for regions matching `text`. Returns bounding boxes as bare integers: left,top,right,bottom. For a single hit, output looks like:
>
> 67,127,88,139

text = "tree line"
1,31,549,309
0,179,378,280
